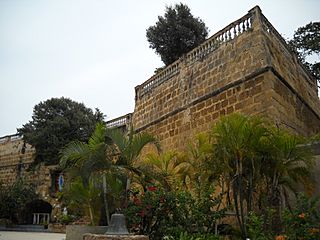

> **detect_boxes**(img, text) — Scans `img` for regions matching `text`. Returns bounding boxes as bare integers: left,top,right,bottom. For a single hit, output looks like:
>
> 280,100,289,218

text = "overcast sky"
0,0,319,137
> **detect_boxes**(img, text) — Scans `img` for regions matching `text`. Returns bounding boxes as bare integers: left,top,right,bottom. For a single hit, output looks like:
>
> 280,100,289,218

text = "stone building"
0,6,319,226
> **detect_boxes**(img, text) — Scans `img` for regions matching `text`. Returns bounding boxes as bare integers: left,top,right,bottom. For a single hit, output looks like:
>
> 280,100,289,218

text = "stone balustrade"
106,113,132,129
186,11,252,65
135,6,316,101
260,12,316,85
137,61,180,98
136,7,254,99
0,134,22,144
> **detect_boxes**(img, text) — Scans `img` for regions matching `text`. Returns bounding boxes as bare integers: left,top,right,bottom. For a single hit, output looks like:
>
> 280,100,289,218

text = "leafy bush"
124,185,225,240
281,193,320,240
247,211,274,240
0,180,37,223
246,194,320,240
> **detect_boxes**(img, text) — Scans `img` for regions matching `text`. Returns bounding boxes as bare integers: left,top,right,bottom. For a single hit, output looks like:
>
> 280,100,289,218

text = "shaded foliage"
0,180,37,223
209,113,315,239
59,124,160,225
247,193,320,240
60,122,112,225
282,193,320,239
288,22,320,82
146,3,208,65
18,97,104,166
60,177,102,225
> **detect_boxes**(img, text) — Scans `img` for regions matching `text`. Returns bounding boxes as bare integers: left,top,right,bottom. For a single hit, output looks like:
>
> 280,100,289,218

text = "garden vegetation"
58,113,320,240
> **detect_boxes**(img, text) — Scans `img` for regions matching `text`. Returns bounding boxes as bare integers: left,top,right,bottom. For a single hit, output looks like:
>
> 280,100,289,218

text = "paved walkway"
0,231,65,240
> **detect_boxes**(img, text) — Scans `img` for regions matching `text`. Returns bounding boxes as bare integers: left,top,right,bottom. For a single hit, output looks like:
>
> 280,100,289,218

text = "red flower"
147,186,157,191
133,197,141,206
298,213,305,219
138,210,145,217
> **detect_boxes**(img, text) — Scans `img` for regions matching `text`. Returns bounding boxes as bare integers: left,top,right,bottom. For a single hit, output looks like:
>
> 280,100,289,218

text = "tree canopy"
289,22,320,81
18,97,104,166
146,3,208,66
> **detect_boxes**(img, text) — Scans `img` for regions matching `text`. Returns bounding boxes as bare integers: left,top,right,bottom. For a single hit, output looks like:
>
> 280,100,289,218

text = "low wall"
66,225,108,240
83,234,149,240
48,223,66,233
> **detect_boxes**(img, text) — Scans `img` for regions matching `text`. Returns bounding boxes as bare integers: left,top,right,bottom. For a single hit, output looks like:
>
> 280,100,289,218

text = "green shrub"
124,185,225,240
0,180,37,223
247,211,274,240
281,193,320,240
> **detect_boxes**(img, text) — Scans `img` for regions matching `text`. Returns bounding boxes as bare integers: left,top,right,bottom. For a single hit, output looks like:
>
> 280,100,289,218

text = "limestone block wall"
0,134,59,207
0,135,34,185
258,15,320,135
132,6,320,152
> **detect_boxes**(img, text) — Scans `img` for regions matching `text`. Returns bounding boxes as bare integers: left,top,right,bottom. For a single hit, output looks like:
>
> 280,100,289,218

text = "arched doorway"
22,199,52,225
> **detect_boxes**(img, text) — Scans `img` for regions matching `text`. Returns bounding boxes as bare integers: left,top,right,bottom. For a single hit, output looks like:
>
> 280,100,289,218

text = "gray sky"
1,0,319,137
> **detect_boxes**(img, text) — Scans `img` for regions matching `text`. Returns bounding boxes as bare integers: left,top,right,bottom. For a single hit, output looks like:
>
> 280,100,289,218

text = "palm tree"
105,127,161,203
62,177,102,225
211,113,268,239
261,128,315,233
60,122,112,225
178,133,215,198
142,151,186,191
60,123,111,186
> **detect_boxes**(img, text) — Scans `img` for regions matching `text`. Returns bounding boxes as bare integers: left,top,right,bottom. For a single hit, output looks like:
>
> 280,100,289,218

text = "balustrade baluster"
244,19,248,31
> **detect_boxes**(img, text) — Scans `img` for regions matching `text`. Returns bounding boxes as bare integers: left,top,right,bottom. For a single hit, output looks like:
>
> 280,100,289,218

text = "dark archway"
21,199,52,224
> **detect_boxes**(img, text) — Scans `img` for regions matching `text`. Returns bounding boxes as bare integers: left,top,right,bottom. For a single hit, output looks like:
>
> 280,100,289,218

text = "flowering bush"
124,185,225,240
281,193,320,240
247,193,320,240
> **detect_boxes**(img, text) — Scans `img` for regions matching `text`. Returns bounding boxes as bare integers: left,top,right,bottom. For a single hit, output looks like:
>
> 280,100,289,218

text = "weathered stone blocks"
132,7,320,153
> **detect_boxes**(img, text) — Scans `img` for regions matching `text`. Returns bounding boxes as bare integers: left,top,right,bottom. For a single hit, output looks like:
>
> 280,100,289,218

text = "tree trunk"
269,185,282,234
103,174,110,225
88,203,94,225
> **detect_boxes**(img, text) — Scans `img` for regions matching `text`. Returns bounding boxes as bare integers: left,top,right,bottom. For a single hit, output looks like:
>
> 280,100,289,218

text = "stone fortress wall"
0,5,319,223
0,134,61,222
0,135,34,185
131,6,320,152
0,134,57,197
